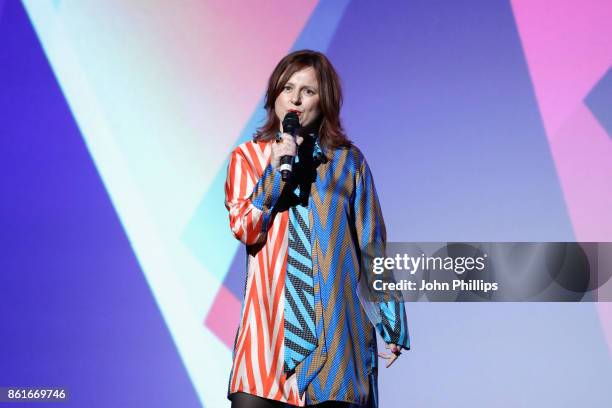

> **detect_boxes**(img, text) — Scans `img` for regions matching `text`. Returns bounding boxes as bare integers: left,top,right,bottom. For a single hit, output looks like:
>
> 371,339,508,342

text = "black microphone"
280,112,301,181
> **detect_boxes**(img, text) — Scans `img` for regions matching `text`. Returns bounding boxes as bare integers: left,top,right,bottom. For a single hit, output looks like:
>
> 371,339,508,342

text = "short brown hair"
254,50,351,150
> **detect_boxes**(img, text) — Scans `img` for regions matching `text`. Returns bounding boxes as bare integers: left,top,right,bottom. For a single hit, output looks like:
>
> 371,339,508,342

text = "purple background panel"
328,0,573,242
0,2,199,407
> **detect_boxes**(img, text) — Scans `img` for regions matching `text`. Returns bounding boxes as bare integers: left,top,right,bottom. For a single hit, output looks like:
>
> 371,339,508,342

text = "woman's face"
274,66,321,131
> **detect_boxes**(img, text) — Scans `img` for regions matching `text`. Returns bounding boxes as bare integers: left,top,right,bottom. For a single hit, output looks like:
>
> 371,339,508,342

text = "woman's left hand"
378,343,402,368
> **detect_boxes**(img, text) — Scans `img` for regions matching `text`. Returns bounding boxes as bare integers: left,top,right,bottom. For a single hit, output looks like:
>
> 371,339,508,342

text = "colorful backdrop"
1,0,611,406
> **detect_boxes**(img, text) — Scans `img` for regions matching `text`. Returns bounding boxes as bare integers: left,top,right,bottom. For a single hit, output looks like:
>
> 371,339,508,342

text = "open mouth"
288,109,302,116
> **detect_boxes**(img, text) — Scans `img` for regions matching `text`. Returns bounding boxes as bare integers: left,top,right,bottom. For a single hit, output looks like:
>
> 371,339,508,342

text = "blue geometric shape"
585,67,612,138
292,0,351,51
222,245,247,299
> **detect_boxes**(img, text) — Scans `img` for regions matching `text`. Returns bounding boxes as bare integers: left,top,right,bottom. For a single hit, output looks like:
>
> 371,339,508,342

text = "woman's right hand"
271,133,303,169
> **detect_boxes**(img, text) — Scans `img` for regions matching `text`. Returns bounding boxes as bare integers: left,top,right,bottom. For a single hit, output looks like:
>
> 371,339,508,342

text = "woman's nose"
290,90,301,105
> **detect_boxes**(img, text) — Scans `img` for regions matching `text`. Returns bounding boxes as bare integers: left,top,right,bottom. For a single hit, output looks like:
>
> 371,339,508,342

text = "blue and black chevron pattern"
284,159,318,373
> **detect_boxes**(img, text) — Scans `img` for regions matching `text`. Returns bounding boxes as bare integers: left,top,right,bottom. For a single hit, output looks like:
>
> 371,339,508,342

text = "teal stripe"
285,350,305,366
293,207,311,250
300,290,316,334
284,292,302,330
287,263,314,287
288,247,312,269
302,289,314,309
285,273,310,325
285,329,316,350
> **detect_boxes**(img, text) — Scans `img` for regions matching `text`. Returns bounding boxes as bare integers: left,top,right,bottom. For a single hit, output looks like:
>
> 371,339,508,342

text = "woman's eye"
304,89,315,95
284,85,292,91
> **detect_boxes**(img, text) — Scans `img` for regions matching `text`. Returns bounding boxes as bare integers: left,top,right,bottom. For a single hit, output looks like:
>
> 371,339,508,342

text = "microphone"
280,112,301,181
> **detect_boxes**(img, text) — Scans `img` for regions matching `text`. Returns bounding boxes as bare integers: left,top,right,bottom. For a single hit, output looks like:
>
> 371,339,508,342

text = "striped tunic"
225,139,409,406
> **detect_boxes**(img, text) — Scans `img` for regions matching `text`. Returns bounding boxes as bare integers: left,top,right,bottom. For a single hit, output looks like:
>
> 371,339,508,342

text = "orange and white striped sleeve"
224,147,286,245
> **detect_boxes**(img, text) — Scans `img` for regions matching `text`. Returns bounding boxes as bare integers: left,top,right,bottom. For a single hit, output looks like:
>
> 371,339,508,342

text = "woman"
225,50,409,408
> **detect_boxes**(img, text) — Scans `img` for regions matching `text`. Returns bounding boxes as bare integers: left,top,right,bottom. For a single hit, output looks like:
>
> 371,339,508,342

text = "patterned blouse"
225,137,409,407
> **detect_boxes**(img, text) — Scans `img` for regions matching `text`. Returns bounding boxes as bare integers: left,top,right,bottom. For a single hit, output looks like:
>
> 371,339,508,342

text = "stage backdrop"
1,0,611,406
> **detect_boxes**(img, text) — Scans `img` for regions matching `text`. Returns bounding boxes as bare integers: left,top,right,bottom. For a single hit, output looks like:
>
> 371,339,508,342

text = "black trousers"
230,392,353,408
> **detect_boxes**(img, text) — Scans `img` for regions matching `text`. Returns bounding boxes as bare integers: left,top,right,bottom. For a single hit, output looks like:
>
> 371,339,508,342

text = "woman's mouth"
288,109,302,116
